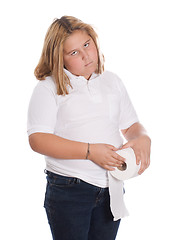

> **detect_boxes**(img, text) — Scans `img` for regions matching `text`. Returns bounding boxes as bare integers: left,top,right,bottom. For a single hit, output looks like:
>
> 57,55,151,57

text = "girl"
27,16,151,240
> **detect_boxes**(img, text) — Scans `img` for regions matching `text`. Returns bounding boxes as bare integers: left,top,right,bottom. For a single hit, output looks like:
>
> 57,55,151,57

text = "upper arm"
28,132,50,152
28,132,40,151
117,78,139,130
121,128,128,136
121,122,141,139
27,82,58,137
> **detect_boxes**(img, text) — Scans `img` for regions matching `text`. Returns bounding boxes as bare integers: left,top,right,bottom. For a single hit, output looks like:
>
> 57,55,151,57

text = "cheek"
64,57,73,68
64,57,82,73
90,47,98,62
63,56,70,68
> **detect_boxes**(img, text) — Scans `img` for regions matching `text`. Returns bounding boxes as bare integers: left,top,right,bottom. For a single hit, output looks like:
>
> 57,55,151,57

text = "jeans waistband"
44,169,81,183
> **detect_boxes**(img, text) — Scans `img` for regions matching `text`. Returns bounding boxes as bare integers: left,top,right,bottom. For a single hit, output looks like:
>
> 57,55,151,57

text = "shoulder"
102,70,121,82
35,76,57,96
101,70,123,90
102,70,118,78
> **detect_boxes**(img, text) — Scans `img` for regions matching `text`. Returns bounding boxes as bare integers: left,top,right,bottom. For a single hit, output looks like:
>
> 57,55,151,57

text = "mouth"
85,61,93,67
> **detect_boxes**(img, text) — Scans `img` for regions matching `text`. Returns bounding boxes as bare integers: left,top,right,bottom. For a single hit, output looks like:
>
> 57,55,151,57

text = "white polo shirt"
27,69,138,188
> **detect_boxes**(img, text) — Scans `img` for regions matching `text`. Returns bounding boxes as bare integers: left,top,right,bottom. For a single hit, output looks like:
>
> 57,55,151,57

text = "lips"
85,61,93,67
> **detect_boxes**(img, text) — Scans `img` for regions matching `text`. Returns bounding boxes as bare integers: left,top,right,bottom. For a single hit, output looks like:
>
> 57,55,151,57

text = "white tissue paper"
108,147,140,221
110,147,140,181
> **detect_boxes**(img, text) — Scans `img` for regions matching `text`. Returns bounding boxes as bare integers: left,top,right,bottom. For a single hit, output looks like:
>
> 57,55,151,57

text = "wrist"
86,143,90,159
86,143,96,161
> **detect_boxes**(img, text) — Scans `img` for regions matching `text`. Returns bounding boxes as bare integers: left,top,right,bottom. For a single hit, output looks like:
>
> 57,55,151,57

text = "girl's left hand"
121,135,151,175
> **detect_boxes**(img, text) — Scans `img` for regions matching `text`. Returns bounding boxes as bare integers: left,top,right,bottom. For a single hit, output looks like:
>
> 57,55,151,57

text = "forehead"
63,30,91,51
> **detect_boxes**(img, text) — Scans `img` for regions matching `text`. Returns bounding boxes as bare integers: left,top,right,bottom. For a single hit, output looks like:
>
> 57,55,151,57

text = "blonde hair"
34,16,104,95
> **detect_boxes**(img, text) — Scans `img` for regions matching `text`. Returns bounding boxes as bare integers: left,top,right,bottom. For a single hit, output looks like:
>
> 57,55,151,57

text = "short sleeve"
27,80,58,136
117,78,139,130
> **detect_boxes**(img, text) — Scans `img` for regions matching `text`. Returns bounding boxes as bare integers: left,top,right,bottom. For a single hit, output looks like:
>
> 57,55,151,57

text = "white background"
0,0,171,239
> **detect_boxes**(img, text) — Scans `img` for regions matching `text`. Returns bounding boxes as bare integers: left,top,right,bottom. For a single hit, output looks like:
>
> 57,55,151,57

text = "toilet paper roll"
109,147,140,181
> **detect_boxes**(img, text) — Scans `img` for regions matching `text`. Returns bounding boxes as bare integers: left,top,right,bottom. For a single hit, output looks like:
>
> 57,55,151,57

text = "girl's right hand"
88,143,125,171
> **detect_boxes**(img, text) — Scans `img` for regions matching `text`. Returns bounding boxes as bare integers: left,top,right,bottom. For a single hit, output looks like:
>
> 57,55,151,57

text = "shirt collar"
64,68,99,82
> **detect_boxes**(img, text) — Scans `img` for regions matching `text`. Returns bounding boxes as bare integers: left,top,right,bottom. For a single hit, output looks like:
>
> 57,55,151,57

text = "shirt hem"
45,167,109,188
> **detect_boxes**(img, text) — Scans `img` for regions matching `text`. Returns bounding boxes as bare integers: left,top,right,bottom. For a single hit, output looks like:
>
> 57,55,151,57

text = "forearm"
29,132,88,159
29,132,127,170
122,122,149,141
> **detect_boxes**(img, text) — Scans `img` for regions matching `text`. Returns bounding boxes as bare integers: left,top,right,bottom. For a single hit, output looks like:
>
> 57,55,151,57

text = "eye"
71,51,78,56
84,42,89,48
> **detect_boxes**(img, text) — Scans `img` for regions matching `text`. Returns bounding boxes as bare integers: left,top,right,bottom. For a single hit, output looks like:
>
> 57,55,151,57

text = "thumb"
120,141,132,150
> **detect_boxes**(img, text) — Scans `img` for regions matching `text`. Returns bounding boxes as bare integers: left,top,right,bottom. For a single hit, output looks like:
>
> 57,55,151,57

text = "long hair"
34,16,104,95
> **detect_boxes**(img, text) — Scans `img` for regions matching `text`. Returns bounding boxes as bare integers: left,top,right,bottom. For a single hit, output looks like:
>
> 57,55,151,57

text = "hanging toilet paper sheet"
108,147,140,221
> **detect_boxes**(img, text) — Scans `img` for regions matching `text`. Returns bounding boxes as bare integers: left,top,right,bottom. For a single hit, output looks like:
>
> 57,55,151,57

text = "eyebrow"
66,38,91,55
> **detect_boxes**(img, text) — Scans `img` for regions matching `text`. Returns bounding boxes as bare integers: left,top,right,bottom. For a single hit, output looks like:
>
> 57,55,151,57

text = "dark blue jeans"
44,171,120,240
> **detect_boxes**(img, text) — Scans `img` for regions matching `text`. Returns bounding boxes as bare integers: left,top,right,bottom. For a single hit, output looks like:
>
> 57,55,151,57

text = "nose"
81,50,89,60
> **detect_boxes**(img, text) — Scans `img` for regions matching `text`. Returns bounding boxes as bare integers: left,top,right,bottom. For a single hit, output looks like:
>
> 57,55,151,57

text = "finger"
138,155,148,174
120,141,132,150
146,150,151,167
107,144,119,151
138,159,146,174
112,146,119,151
112,152,126,162
136,154,141,165
108,160,125,168
138,165,146,175
104,165,116,171
147,156,150,168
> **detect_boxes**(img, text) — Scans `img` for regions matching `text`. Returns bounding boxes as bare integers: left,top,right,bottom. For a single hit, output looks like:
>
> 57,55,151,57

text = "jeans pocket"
44,172,81,212
46,171,80,188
